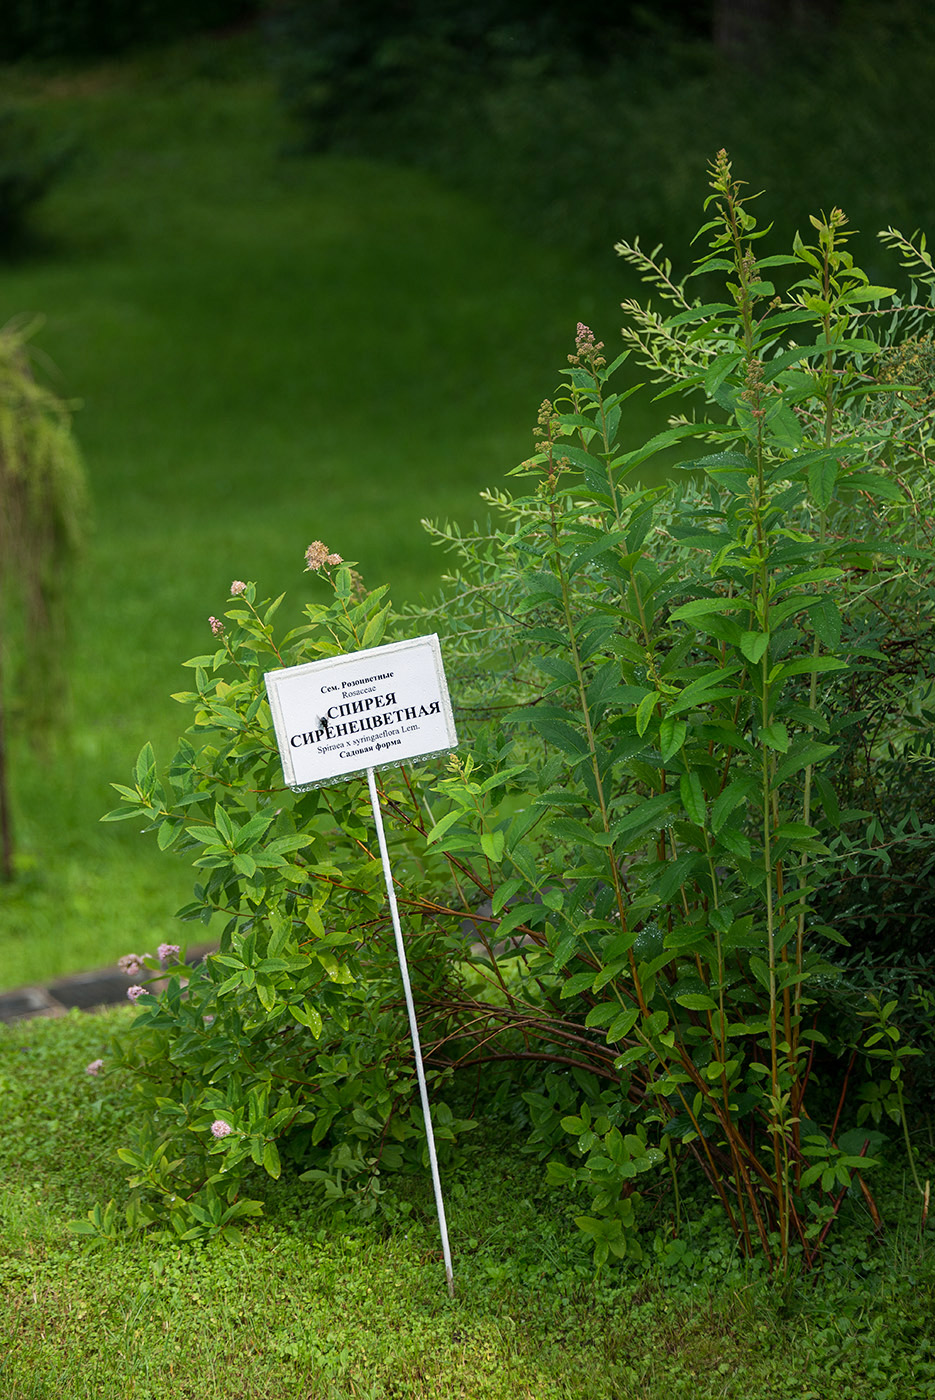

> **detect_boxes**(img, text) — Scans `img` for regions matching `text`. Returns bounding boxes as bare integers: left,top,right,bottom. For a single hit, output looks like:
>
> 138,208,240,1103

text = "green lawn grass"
0,40,660,988
2,1009,934,1399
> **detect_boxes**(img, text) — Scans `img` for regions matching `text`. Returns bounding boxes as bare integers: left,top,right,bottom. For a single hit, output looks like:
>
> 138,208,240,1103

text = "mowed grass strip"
0,44,650,986
2,1010,934,1400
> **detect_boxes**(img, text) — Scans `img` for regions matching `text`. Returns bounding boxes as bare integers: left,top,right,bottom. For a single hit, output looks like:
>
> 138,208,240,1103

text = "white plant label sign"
264,631,460,1293
264,633,457,790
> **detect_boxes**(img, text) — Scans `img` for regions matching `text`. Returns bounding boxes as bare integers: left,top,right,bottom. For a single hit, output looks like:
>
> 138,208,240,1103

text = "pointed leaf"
659,716,687,762
675,992,718,1012
679,771,706,826
635,691,658,737
740,631,770,665
711,777,756,834
759,723,790,753
808,458,838,509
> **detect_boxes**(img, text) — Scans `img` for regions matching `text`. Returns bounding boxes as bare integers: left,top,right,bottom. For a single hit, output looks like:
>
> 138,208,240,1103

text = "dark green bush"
267,0,636,156
0,0,259,61
270,0,935,278
0,109,73,253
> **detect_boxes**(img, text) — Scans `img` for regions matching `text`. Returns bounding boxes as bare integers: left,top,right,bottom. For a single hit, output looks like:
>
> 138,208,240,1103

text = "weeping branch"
0,316,87,880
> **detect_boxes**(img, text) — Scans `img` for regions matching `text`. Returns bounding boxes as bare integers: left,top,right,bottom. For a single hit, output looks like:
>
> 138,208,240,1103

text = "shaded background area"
1,0,934,984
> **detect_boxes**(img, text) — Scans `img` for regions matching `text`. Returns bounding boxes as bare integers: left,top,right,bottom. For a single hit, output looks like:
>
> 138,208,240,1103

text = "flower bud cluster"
567,322,606,370
304,541,342,572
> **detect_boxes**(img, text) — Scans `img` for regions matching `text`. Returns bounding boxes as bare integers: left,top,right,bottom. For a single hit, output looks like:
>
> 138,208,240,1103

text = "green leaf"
425,808,466,846
838,284,896,304
761,344,824,380
844,471,905,503
607,1008,640,1043
655,850,702,903
262,1141,281,1179
711,777,757,834
682,450,750,475
668,595,746,621
134,743,157,789
810,596,842,649
567,529,630,577
635,691,658,737
361,605,389,649
759,723,789,753
585,1002,621,1030
492,877,524,916
782,567,844,588
740,630,770,664
214,803,235,845
234,812,274,851
530,717,592,758
774,821,821,840
769,655,847,683
156,820,180,850
663,302,732,328
705,351,744,397
675,992,718,1012
560,970,597,1000
547,815,599,846
668,665,741,717
100,805,140,823
716,826,751,859
774,740,838,785
642,1010,669,1039
480,829,505,864
679,771,706,827
532,656,578,688
290,1002,323,1037
612,792,679,844
659,716,687,762
749,955,771,991
808,458,838,509
623,420,708,469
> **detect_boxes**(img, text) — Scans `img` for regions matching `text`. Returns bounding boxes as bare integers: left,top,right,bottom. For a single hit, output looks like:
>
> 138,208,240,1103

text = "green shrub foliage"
95,156,934,1267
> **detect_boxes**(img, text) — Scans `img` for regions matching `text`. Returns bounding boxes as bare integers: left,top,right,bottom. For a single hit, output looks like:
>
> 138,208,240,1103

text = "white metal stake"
366,766,455,1297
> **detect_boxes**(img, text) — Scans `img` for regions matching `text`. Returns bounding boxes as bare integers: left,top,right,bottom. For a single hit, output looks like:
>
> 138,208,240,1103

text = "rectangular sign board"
265,634,457,790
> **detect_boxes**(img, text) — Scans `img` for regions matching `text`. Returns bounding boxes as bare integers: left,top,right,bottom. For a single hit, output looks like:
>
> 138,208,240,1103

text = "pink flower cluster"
209,616,224,636
118,954,144,977
229,580,247,596
85,1059,104,1076
127,985,146,1003
304,541,342,572
576,321,595,349
157,943,180,965
568,321,605,370
211,1120,232,1139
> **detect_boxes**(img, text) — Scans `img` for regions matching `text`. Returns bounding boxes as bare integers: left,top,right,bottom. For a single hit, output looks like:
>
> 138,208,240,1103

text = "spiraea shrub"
87,155,934,1268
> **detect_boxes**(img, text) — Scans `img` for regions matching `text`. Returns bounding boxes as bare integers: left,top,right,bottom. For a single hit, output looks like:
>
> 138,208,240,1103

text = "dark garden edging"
0,944,217,1023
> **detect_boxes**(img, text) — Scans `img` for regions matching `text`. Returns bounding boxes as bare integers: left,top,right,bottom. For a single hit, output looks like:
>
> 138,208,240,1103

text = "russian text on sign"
265,634,457,790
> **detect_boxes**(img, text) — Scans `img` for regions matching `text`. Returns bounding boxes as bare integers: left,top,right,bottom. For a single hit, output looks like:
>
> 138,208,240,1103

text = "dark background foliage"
0,0,259,61
6,0,935,277
266,0,934,277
